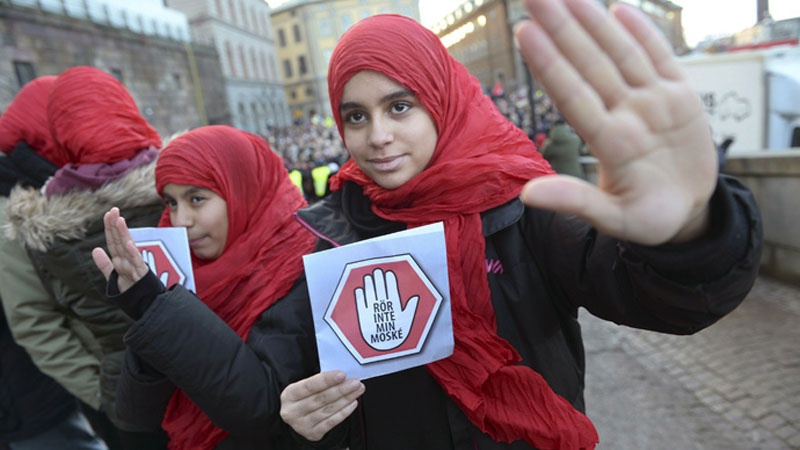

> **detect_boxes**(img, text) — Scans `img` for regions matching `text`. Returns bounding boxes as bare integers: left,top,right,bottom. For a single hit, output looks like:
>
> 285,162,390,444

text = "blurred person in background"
4,66,168,450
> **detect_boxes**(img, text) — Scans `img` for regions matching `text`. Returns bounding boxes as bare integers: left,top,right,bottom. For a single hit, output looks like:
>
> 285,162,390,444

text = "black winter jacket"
292,174,762,450
110,274,323,450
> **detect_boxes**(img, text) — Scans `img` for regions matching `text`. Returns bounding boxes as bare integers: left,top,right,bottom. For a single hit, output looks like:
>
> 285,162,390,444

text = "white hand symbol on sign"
141,249,170,286
355,268,419,351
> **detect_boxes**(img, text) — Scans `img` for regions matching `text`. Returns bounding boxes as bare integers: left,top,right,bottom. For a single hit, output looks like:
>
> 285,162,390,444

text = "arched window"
239,45,250,79
226,41,237,77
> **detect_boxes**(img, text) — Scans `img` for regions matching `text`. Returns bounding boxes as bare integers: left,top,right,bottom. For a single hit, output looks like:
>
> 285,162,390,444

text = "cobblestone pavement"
580,276,800,450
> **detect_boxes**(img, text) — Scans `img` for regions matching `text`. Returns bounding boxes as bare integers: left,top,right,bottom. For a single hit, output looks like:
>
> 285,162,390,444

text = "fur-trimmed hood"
4,161,161,252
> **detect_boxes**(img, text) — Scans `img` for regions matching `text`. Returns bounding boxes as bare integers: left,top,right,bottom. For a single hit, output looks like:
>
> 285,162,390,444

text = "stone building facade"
165,0,291,131
0,1,228,138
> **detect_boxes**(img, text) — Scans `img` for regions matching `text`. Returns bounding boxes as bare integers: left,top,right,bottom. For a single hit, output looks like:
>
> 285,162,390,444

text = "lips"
188,236,204,247
369,155,403,172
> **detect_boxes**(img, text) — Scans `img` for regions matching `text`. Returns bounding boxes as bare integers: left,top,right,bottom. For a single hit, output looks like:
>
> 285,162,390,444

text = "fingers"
610,3,683,80
373,268,386,300
515,0,679,141
280,371,364,442
92,247,113,281
101,207,150,286
566,0,658,87
515,15,606,141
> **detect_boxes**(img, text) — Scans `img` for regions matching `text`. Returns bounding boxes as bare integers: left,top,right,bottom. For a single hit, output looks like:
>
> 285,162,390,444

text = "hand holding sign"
355,268,419,351
142,248,170,286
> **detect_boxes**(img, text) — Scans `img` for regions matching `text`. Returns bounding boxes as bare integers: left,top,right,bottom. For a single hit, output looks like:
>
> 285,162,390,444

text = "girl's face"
162,183,229,260
340,71,438,190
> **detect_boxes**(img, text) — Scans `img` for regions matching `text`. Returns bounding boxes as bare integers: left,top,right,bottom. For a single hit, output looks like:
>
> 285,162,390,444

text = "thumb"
403,295,419,315
92,247,113,281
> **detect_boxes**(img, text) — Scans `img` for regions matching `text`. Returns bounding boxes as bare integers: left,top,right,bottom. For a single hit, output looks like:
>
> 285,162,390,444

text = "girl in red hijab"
93,125,318,450
280,3,761,449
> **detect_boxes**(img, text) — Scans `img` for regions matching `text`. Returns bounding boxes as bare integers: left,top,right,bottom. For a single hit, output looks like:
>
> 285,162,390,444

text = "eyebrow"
163,187,208,201
339,89,416,112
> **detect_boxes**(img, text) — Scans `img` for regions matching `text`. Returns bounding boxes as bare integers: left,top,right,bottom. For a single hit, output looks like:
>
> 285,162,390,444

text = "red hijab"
154,125,316,450
328,15,597,450
47,66,161,165
0,76,65,165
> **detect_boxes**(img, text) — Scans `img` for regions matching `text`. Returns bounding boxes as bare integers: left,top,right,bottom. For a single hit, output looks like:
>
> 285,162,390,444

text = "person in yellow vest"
310,164,332,200
289,169,303,194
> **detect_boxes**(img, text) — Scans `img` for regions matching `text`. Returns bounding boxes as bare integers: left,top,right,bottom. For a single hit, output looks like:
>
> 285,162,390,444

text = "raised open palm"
515,0,716,245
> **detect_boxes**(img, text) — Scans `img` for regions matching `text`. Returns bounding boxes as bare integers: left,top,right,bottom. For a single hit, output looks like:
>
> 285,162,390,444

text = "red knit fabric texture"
328,15,598,450
154,125,317,450
0,76,66,166
47,66,161,165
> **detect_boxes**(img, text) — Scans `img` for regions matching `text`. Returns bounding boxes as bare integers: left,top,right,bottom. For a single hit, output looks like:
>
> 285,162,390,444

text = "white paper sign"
128,227,195,293
303,222,453,380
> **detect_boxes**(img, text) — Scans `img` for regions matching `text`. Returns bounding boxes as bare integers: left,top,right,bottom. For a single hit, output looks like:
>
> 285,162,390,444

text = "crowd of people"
0,1,762,450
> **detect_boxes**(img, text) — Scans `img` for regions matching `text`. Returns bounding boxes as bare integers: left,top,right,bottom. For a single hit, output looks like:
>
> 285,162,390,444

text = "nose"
368,115,393,148
171,205,193,227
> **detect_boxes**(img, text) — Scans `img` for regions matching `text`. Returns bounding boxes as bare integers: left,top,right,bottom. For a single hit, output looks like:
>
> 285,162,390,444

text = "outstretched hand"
92,207,151,294
515,0,716,245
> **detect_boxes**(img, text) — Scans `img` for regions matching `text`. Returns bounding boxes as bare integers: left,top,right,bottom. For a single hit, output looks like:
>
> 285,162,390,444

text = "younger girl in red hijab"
279,3,761,449
93,125,318,450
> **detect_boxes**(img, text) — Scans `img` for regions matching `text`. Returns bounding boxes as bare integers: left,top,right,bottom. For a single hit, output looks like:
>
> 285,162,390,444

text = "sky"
416,0,800,47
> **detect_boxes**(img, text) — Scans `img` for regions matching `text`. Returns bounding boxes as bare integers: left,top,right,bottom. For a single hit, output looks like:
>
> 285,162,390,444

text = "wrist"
668,205,711,244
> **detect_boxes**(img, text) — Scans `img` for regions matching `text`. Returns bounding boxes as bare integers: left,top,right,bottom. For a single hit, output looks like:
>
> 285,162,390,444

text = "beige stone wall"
582,151,800,285
723,151,800,284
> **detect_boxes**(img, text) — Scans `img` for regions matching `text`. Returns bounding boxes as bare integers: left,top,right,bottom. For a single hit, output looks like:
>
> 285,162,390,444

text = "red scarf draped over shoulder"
154,125,317,450
328,14,598,450
0,76,65,165
47,66,162,165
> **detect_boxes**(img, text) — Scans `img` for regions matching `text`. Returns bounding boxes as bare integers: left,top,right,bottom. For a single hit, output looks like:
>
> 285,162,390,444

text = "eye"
344,111,366,124
163,198,177,208
391,102,411,114
191,195,206,204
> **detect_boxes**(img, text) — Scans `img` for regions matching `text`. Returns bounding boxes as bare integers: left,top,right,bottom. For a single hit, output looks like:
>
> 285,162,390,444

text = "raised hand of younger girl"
92,207,151,294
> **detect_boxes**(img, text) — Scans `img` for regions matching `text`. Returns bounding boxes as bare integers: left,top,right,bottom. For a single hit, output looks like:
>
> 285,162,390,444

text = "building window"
13,61,36,87
261,51,270,81
305,86,314,96
278,29,287,47
252,48,262,79
270,55,278,82
226,41,237,77
291,89,297,100
298,55,307,76
239,45,250,79
283,59,293,78
173,73,182,88
110,68,123,82
229,0,238,25
293,24,302,43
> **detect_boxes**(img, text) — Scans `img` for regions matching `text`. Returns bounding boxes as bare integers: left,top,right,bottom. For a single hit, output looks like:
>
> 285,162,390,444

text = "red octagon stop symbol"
135,240,186,289
325,254,444,364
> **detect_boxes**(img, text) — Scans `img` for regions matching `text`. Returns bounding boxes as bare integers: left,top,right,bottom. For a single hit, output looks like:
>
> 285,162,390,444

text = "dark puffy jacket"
5,157,164,431
0,144,77,443
292,174,762,450
110,274,322,450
